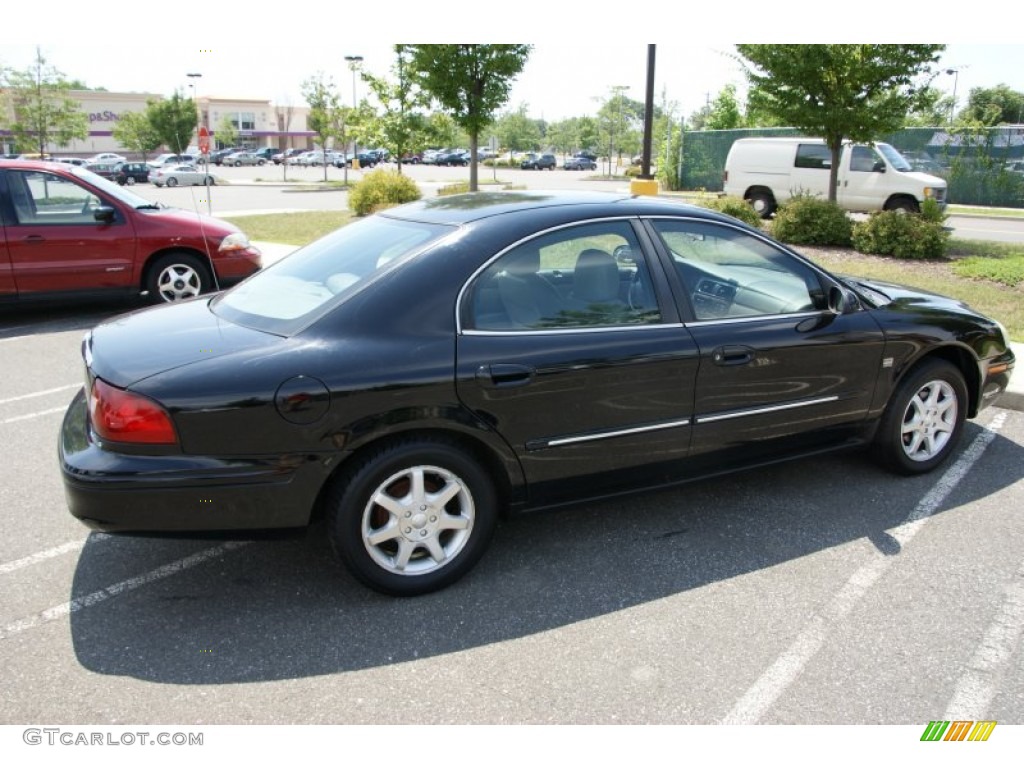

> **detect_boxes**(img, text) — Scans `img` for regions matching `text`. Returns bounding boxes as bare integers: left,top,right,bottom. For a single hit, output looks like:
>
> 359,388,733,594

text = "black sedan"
60,192,1015,596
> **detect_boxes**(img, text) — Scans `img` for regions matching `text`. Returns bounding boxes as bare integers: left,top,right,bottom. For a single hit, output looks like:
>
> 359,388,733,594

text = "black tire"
166,177,178,187
747,189,776,219
885,197,919,214
874,359,968,475
145,252,212,304
204,176,215,186
125,176,137,186
327,438,499,596
258,159,265,166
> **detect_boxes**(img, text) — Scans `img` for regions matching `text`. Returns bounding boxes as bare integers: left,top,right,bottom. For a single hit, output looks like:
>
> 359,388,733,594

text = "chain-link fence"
676,126,1024,208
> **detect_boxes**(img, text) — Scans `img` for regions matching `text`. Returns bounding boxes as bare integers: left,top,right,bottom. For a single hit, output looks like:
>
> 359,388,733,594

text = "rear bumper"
59,389,332,532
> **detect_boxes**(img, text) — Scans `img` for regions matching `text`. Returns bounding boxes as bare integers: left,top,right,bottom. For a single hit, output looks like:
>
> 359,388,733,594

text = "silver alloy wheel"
900,379,958,461
361,464,475,576
156,263,202,302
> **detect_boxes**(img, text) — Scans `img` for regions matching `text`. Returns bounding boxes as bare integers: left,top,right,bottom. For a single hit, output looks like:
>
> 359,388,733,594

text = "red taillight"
89,378,178,445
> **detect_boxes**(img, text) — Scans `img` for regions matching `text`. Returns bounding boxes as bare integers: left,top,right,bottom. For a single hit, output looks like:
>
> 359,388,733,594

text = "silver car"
150,164,214,187
224,151,265,167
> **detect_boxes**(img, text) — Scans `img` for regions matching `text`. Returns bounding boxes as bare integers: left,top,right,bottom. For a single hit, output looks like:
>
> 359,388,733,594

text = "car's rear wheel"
146,252,212,304
747,189,776,218
166,177,179,187
327,438,499,596
875,359,967,475
125,176,136,186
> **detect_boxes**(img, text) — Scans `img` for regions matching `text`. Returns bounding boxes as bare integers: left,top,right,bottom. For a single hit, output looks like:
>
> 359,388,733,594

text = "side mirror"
827,285,847,315
873,160,886,173
93,206,116,223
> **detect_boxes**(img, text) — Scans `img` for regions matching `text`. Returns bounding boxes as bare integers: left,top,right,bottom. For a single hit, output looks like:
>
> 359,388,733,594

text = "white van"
723,137,947,218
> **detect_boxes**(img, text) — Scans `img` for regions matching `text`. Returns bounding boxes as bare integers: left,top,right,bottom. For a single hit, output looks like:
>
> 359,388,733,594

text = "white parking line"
944,558,1024,719
722,412,1007,725
0,541,251,642
1,406,69,425
0,540,85,575
0,384,80,406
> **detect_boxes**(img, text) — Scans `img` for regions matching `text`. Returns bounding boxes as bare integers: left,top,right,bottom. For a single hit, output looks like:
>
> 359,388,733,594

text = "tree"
736,44,944,201
704,84,744,130
409,44,531,190
145,91,199,154
0,47,88,156
961,84,1024,126
216,114,239,149
360,45,429,174
112,112,161,160
301,73,344,182
597,90,644,172
495,104,543,152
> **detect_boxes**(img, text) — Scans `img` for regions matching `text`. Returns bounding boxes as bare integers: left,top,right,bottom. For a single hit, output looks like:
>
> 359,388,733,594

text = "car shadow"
0,301,138,337
69,419,1023,685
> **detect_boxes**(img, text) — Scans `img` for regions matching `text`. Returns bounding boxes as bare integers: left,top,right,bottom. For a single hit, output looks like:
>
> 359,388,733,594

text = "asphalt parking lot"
2,300,1023,741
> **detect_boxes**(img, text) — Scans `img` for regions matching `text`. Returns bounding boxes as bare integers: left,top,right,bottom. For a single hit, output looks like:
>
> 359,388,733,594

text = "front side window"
466,220,661,331
7,171,105,225
850,146,881,173
650,219,825,321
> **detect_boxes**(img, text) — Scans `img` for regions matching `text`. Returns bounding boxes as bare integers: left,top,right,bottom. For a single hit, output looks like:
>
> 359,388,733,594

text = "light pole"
609,85,629,176
945,68,959,126
187,72,202,155
345,54,364,179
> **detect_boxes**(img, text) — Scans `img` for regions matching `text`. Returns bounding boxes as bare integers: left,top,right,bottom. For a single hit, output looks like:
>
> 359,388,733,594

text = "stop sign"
198,126,211,155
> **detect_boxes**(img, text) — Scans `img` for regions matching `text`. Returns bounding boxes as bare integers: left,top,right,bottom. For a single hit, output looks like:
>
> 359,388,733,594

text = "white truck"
723,137,947,218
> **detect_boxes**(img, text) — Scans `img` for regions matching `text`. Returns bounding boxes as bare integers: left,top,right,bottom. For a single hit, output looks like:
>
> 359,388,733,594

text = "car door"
456,218,700,504
839,145,889,211
643,217,886,464
3,168,137,295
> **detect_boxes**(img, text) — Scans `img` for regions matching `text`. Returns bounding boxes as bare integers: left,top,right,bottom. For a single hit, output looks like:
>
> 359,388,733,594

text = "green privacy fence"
678,126,1024,208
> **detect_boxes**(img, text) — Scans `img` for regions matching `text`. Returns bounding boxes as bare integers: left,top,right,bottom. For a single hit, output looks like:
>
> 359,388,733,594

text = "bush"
698,195,763,228
437,181,471,196
771,195,852,247
851,211,950,260
348,170,421,216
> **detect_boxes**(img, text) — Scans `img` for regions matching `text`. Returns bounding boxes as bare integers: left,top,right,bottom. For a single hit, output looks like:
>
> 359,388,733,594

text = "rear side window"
213,215,450,335
794,144,831,169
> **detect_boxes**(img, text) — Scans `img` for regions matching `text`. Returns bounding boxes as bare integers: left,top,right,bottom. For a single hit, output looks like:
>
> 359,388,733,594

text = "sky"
2,7,1023,124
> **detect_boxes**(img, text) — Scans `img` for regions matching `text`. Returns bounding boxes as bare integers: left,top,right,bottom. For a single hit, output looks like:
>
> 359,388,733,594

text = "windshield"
212,215,452,335
876,143,912,172
69,165,154,207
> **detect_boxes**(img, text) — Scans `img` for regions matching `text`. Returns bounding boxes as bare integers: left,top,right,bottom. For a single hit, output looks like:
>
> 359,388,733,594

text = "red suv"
0,159,262,304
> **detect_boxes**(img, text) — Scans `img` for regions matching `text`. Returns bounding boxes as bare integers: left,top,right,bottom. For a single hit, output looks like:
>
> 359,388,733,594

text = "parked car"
273,148,307,165
114,162,150,185
85,152,127,165
433,151,468,167
252,148,277,162
224,151,265,167
83,162,119,180
574,150,598,161
210,147,241,165
147,153,197,172
400,153,423,164
150,164,214,187
521,152,557,170
348,151,383,168
0,158,260,304
54,157,89,167
564,156,597,171
58,190,1015,597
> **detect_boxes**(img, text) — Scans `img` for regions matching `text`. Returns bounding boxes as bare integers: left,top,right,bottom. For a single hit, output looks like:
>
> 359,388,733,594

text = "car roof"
379,190,733,227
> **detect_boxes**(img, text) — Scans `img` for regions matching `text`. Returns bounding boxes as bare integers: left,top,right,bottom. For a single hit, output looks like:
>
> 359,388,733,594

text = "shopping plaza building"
1,89,316,156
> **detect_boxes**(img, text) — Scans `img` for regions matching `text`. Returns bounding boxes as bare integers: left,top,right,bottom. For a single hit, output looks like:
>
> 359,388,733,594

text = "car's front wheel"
166,177,179,187
327,439,499,596
146,252,211,303
875,359,968,475
125,176,136,186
